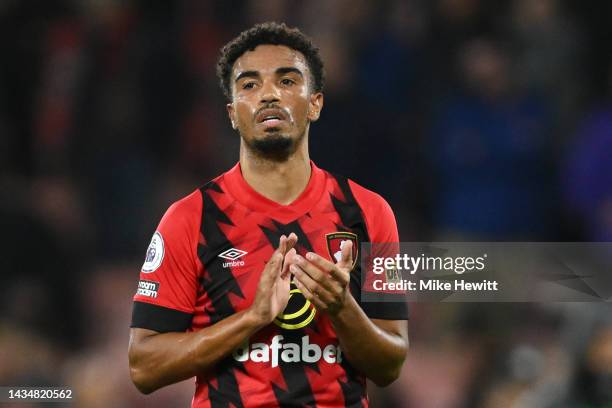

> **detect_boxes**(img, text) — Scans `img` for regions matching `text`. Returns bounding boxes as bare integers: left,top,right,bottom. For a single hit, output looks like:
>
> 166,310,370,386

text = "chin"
247,132,298,161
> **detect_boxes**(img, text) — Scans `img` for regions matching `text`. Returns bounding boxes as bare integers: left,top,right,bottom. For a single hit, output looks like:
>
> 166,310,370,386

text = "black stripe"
197,184,244,407
207,358,245,408
337,351,366,406
331,174,409,321
259,219,318,407
329,175,377,405
329,174,370,300
338,374,365,408
207,181,224,193
130,301,193,333
271,331,317,407
259,219,314,253
198,184,244,324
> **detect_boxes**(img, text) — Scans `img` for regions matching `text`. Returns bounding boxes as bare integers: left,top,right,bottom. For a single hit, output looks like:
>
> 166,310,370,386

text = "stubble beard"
243,128,304,162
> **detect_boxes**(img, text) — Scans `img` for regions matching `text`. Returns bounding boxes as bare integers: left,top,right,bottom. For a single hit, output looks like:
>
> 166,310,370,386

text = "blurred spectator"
508,0,585,131
0,182,84,349
428,38,556,239
563,58,612,241
572,326,612,407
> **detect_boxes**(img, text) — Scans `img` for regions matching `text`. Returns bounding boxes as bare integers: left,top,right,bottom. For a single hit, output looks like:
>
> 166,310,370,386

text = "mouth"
256,108,288,128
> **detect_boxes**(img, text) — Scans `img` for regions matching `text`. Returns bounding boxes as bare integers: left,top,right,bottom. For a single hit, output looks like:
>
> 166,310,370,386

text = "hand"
288,240,353,316
249,233,298,326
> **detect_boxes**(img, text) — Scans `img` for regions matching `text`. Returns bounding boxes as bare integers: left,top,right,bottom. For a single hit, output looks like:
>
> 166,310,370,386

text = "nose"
259,80,280,104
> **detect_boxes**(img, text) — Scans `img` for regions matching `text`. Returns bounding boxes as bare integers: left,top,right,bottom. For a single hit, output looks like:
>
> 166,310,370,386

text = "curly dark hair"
216,22,325,101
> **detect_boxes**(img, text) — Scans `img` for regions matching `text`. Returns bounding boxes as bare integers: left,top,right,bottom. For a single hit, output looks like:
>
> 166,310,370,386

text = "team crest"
325,232,358,269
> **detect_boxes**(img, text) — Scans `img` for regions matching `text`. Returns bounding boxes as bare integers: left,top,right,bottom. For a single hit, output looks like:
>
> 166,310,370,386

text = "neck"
239,136,311,205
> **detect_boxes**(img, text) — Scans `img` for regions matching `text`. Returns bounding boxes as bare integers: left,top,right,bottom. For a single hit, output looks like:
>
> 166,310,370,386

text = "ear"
226,102,237,130
307,92,324,122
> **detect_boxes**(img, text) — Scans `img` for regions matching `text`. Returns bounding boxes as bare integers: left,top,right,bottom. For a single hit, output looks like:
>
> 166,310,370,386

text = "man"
129,22,408,407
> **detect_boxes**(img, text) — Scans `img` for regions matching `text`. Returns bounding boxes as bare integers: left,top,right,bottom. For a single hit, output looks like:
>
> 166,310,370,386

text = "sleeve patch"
136,279,160,298
142,231,165,273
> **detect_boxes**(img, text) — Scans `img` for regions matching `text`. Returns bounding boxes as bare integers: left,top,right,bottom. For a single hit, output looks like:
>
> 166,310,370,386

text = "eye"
242,82,256,90
280,78,295,86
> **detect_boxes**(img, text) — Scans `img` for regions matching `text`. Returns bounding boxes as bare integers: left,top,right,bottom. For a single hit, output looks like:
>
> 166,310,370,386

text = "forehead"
232,44,310,79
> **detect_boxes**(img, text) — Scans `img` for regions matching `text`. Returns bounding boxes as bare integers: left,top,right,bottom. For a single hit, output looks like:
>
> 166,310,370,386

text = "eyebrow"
235,70,259,82
275,67,304,77
234,67,304,83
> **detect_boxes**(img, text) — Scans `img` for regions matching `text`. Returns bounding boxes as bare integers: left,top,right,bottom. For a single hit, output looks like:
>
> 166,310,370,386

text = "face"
462,40,509,97
227,44,323,161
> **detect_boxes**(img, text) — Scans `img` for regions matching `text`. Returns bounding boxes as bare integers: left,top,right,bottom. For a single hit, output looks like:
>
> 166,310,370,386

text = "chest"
197,210,363,313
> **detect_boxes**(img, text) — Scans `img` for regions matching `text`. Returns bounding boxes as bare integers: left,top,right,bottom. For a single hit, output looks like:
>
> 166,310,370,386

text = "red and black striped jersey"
131,161,408,407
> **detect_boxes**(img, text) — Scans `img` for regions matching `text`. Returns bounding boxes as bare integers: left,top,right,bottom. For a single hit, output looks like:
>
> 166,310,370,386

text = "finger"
268,251,284,271
304,252,335,273
290,264,334,304
294,254,344,293
279,268,291,290
294,254,325,280
305,252,349,286
293,278,328,311
281,248,296,278
261,251,283,286
286,232,298,250
276,234,289,279
278,234,288,255
285,247,298,265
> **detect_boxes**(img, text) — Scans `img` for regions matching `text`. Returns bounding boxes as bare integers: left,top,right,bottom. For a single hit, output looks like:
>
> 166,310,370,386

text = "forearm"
330,295,408,386
129,309,263,394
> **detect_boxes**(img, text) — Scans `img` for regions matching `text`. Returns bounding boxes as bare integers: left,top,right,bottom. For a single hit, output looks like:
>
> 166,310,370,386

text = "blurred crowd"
1,0,611,407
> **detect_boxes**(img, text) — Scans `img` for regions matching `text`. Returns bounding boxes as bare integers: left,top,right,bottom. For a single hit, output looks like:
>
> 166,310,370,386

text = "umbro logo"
218,248,247,268
218,248,248,260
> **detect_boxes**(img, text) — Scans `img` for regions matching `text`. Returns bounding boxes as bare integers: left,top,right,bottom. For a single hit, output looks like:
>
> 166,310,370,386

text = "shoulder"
157,190,203,239
346,178,395,220
161,189,202,223
319,167,394,219
321,167,398,241
340,176,398,242
320,167,390,210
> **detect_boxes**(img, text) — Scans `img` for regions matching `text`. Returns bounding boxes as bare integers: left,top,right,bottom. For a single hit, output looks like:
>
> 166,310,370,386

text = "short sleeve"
349,181,409,320
131,190,202,332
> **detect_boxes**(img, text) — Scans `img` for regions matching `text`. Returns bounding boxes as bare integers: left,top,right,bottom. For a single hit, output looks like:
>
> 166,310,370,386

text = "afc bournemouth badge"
325,232,358,269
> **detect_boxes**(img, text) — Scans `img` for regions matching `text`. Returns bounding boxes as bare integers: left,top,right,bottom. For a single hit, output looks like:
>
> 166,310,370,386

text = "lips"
255,107,288,124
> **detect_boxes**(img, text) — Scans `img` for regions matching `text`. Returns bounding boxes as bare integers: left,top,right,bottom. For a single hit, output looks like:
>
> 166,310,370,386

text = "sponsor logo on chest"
233,335,342,367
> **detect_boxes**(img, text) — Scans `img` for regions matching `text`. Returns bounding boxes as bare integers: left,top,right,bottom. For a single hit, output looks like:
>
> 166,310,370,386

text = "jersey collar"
223,160,326,220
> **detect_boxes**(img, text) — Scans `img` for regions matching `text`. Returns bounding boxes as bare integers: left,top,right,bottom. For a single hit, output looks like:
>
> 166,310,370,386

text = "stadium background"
1,0,611,406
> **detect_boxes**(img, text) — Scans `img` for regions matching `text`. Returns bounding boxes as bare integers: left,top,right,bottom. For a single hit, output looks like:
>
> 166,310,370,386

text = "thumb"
338,240,354,269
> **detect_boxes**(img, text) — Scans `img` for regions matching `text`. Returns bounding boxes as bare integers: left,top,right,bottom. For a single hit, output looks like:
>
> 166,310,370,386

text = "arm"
129,310,262,394
329,297,408,386
288,242,408,387
129,234,297,394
